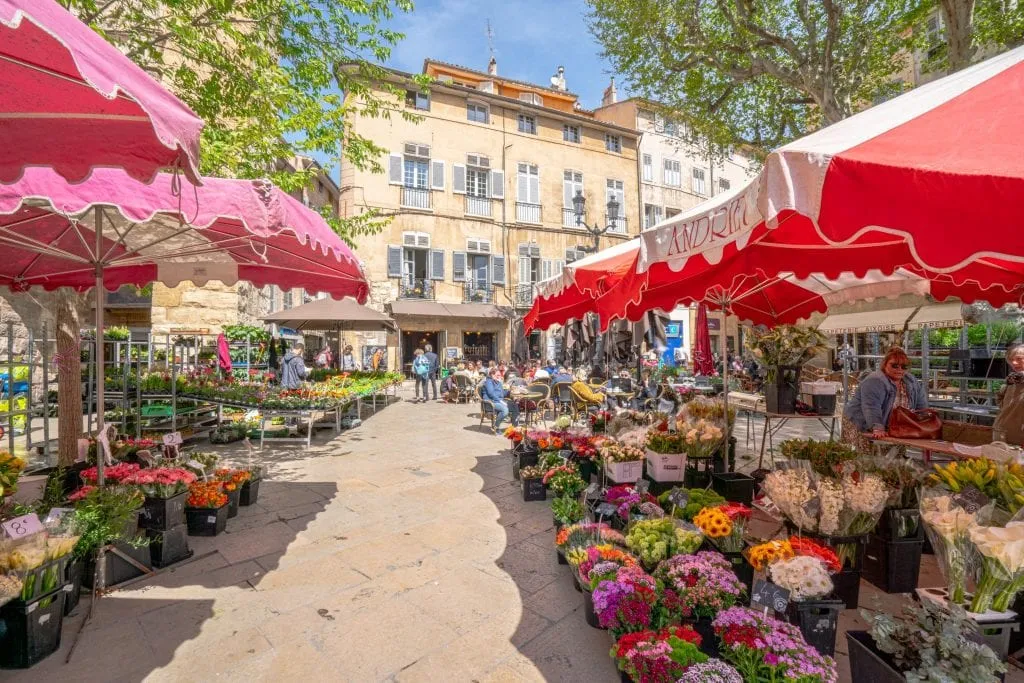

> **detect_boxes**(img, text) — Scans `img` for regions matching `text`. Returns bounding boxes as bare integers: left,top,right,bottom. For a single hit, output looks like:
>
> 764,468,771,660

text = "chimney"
488,56,497,75
602,77,618,106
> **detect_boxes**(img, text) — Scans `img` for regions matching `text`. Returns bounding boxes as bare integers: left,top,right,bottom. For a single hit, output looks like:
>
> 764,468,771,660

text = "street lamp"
573,190,620,252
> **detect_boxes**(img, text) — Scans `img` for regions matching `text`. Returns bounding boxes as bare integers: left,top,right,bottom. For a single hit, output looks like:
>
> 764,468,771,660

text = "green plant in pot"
746,325,828,413
552,496,585,526
69,486,147,563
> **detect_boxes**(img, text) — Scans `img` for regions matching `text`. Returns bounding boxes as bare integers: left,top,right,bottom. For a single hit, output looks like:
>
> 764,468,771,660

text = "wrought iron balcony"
562,207,578,228
465,195,492,217
399,278,434,300
400,186,431,209
515,202,541,224
463,282,495,304
514,283,538,308
607,214,628,234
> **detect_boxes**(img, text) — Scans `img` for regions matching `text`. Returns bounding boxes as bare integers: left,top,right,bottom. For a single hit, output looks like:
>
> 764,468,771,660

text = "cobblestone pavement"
9,385,1024,682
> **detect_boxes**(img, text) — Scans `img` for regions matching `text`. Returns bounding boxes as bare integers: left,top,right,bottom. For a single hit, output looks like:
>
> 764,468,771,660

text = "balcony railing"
401,186,431,209
514,283,537,308
515,202,541,224
562,207,579,228
607,215,628,234
465,195,492,217
464,282,495,304
399,278,434,300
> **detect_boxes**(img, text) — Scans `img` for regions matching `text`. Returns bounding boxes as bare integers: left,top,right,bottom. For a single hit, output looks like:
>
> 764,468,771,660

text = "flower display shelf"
226,487,241,518
240,477,261,506
0,588,65,669
521,477,546,502
845,631,905,683
862,533,924,594
711,471,756,504
138,492,187,531
604,460,642,484
645,452,685,482
785,599,844,657
916,587,1020,660
146,524,192,568
185,503,229,536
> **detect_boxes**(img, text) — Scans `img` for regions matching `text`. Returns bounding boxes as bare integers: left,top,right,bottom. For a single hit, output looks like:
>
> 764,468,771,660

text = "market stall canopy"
0,0,203,184
908,302,965,330
263,297,394,332
389,301,509,319
817,307,922,335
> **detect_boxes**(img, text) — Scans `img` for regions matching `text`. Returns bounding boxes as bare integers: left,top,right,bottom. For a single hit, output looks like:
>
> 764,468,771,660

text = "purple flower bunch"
675,659,743,683
712,607,838,683
592,565,659,635
654,551,745,619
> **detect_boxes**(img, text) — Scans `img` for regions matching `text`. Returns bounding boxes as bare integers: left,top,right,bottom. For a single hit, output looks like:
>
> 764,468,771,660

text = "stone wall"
150,282,243,334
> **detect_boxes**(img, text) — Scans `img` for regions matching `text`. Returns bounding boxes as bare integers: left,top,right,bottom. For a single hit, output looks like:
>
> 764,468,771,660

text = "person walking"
412,348,430,402
424,343,440,401
280,343,307,390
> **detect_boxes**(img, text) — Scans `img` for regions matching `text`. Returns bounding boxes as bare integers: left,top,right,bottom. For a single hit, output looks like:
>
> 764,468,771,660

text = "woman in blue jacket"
842,347,928,452
482,368,519,432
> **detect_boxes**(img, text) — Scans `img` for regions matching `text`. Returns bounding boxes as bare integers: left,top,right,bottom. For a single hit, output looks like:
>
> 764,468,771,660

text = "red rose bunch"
789,535,842,573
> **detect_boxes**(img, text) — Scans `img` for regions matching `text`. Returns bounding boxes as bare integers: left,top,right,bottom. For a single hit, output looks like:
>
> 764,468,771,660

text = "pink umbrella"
216,333,233,375
0,0,203,184
693,303,715,377
0,167,368,482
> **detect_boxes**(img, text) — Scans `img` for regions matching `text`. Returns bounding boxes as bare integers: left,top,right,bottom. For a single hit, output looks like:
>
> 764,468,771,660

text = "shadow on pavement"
471,451,619,682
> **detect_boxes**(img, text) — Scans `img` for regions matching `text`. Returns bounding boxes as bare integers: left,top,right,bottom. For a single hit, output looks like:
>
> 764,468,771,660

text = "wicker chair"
453,374,475,404
477,384,496,432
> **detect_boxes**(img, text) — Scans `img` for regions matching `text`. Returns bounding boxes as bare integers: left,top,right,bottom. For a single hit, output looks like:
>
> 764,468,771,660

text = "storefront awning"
817,307,920,334
907,302,965,330
389,301,510,320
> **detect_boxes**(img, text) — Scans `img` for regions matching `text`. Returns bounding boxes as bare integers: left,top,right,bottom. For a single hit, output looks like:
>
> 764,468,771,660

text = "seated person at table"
570,378,607,409
482,367,519,432
552,366,575,384
994,343,1024,445
841,347,927,452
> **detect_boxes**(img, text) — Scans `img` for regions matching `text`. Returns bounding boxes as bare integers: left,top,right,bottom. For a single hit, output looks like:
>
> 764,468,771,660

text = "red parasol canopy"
693,303,714,376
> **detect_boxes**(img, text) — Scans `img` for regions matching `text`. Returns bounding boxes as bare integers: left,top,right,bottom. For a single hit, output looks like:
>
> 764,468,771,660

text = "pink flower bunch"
69,485,96,502
121,467,197,498
81,462,140,484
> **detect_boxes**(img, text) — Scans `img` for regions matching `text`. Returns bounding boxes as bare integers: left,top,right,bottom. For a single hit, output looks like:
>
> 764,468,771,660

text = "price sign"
750,579,790,614
952,485,991,514
2,513,43,539
44,508,73,526
667,487,689,509
559,450,573,460
635,479,650,496
595,502,618,520
163,432,184,446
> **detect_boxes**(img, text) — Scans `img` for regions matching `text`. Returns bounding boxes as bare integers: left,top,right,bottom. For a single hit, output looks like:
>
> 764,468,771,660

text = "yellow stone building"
342,59,639,372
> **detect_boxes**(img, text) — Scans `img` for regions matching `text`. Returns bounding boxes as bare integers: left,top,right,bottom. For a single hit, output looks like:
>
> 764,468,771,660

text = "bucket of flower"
747,537,845,657
544,466,585,523
848,601,1006,683
71,487,153,590
215,469,251,519
239,466,263,506
763,465,893,608
714,606,838,683
119,466,195,533
611,625,708,682
573,546,639,629
693,503,754,595
601,441,644,484
184,482,229,537
551,496,585,532
676,416,724,489
555,522,624,571
644,421,686,484
602,484,662,531
520,465,547,503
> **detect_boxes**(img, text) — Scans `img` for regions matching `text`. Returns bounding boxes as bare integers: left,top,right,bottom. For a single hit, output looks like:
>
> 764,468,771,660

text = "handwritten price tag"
2,513,44,539
163,432,184,446
750,579,791,614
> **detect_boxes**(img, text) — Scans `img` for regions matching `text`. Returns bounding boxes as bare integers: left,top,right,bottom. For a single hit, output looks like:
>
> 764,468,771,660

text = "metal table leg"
757,414,770,469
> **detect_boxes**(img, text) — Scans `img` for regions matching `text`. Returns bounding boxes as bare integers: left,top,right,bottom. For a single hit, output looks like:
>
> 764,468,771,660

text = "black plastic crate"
63,559,83,616
0,588,66,669
8,556,71,606
877,508,923,540
138,492,187,531
711,471,756,504
239,478,260,506
146,524,192,568
521,477,546,502
786,599,844,656
84,538,152,589
862,534,923,594
846,631,903,683
185,504,228,536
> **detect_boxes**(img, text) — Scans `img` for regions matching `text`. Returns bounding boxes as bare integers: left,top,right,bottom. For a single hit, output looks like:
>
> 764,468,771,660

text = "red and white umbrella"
0,0,203,184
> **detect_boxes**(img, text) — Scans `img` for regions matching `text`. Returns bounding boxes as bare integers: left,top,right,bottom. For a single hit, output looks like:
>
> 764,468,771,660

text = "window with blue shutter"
429,249,445,281
453,251,467,281
387,245,402,277
492,255,506,285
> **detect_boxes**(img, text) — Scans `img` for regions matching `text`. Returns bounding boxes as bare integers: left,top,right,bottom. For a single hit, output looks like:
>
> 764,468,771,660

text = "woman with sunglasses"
842,347,928,452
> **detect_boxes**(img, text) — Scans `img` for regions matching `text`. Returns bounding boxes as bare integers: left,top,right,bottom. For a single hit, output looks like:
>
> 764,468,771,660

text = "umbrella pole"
94,212,105,487
720,299,732,472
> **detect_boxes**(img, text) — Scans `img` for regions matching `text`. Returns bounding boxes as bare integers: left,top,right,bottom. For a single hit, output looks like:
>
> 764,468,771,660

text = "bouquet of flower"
611,625,706,683
920,494,988,605
601,440,645,464
684,397,736,428
863,458,928,511
744,325,829,385
556,522,625,553
0,450,25,499
81,462,141,484
121,467,197,499
519,465,547,480
675,660,743,683
658,487,726,521
968,522,1024,613
746,539,794,571
537,435,565,451
606,484,662,521
186,481,227,509
543,465,585,497
576,545,639,587
592,565,660,635
697,503,751,553
215,468,252,493
626,518,703,570
570,436,599,462
677,419,724,460
645,424,686,454
656,551,746,619
552,496,585,526
769,555,834,601
713,606,838,683
779,439,859,478
591,410,613,431
503,426,524,443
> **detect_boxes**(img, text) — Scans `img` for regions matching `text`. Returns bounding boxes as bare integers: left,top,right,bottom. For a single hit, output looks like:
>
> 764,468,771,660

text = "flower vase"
577,459,596,484
226,487,241,518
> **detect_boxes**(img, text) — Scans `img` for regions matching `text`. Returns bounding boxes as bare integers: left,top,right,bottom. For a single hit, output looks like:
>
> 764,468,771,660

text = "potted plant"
520,465,547,502
239,466,263,506
849,602,1006,682
611,626,707,681
625,518,703,571
121,466,195,532
70,486,150,589
215,469,251,518
601,441,645,484
591,565,660,636
184,482,229,536
644,422,686,483
745,325,828,414
714,607,837,682
574,545,640,628
551,496,584,530
655,551,746,657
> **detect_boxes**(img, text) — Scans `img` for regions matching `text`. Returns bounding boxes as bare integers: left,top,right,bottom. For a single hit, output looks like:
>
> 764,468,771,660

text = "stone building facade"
341,58,640,372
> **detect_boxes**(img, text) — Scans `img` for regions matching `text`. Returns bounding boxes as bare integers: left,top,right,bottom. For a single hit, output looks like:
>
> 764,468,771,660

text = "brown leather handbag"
888,406,942,440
